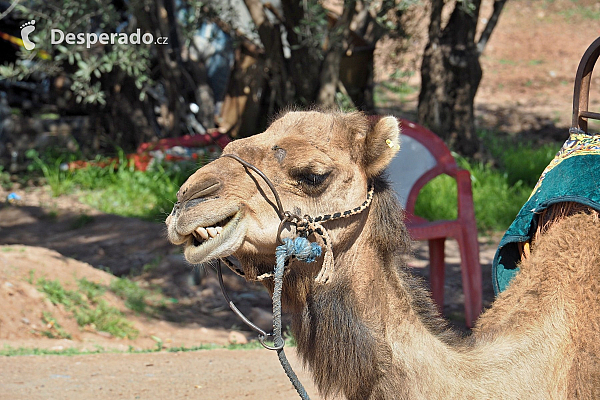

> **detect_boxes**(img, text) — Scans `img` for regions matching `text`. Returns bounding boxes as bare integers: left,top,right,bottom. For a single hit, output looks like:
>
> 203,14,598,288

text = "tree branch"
243,0,283,55
208,14,263,56
428,0,444,40
279,0,303,47
243,0,290,108
264,2,285,24
317,2,357,106
0,0,20,21
243,0,268,37
477,0,507,55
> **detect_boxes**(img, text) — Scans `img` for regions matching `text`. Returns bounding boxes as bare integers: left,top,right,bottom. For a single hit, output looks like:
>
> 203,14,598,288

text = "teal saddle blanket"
492,129,600,295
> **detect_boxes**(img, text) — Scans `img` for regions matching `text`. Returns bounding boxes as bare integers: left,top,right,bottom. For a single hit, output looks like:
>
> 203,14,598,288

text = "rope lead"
217,153,375,399
273,237,321,400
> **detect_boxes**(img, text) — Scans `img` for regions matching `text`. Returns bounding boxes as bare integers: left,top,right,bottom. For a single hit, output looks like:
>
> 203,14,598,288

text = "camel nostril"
178,178,221,203
183,197,213,209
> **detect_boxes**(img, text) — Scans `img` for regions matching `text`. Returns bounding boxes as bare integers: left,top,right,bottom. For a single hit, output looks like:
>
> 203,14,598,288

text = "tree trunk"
136,0,184,137
280,0,322,104
243,0,291,113
418,0,483,156
318,49,344,107
317,3,357,108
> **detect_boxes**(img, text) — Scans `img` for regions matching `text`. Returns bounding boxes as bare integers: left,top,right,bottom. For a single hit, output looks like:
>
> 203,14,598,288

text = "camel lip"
182,211,247,264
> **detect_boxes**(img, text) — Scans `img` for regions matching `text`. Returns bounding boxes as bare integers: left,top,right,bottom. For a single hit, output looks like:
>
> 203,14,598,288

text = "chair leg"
456,227,482,328
428,238,446,314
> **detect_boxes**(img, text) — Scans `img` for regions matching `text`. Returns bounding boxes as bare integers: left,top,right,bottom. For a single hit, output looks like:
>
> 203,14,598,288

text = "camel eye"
295,171,331,187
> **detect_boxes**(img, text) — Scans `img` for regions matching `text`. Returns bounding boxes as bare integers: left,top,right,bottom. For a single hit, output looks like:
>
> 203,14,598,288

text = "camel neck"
290,237,462,400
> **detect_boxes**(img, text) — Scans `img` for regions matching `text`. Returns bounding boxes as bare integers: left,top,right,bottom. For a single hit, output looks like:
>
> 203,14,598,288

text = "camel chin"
182,211,248,264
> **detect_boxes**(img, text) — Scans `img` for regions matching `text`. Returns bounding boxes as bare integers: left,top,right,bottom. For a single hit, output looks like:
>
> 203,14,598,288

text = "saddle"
493,37,600,294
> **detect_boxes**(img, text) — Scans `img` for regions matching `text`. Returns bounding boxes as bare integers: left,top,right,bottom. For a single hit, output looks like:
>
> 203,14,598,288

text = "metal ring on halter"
258,333,285,351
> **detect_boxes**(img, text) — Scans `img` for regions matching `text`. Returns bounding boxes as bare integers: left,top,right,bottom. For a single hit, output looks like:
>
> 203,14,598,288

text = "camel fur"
166,111,600,399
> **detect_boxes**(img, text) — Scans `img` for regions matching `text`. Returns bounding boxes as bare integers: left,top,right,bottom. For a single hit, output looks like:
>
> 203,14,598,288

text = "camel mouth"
182,211,247,264
190,214,234,245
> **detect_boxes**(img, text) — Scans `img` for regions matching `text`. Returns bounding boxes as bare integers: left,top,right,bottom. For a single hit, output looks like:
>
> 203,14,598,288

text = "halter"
215,153,375,399
219,153,374,282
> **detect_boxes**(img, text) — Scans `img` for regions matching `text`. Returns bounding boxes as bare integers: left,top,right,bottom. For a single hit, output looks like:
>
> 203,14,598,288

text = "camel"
166,111,600,399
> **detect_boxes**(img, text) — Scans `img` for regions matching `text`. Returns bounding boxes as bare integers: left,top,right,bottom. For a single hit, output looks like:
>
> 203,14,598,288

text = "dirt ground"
0,349,325,399
0,187,499,399
1,1,600,398
375,0,600,138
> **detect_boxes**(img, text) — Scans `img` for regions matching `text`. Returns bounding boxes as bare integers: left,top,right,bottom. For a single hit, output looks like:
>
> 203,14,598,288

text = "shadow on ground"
0,203,275,333
1,199,501,336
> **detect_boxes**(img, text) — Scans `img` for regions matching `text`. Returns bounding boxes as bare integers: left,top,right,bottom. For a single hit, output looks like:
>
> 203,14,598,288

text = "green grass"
109,277,156,314
414,161,531,232
560,5,600,20
43,209,59,220
27,269,35,284
26,149,75,197
528,59,544,66
0,166,11,189
26,148,202,220
71,158,194,220
142,257,162,273
0,338,296,356
414,140,559,232
0,346,107,357
38,278,84,309
36,277,138,339
1,318,296,356
39,113,60,120
40,311,72,339
74,162,188,220
71,300,138,338
499,143,558,186
78,277,106,300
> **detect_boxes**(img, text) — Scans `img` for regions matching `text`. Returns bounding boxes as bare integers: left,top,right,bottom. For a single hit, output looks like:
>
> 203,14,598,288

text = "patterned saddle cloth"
492,129,600,294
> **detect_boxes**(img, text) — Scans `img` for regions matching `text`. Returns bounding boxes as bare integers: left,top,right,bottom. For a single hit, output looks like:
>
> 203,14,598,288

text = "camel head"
166,111,400,281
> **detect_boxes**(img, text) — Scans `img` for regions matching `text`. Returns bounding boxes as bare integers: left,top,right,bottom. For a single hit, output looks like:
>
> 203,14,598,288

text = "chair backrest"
572,36,600,132
385,118,458,212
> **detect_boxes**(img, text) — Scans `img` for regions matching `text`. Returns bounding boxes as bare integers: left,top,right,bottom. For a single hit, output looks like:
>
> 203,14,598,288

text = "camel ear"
363,116,401,177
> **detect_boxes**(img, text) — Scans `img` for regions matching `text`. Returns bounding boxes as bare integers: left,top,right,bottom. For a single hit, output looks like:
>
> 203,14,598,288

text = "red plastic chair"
386,118,482,328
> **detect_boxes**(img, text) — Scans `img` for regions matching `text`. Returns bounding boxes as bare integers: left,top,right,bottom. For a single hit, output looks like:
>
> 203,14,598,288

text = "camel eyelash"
298,172,330,186
291,170,331,187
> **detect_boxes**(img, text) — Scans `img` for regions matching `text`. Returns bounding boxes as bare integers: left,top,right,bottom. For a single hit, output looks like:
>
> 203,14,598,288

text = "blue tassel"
276,237,322,265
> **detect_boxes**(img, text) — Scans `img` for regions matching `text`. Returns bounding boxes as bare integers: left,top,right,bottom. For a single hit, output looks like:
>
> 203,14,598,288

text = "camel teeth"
196,227,209,240
206,227,218,238
215,226,223,234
